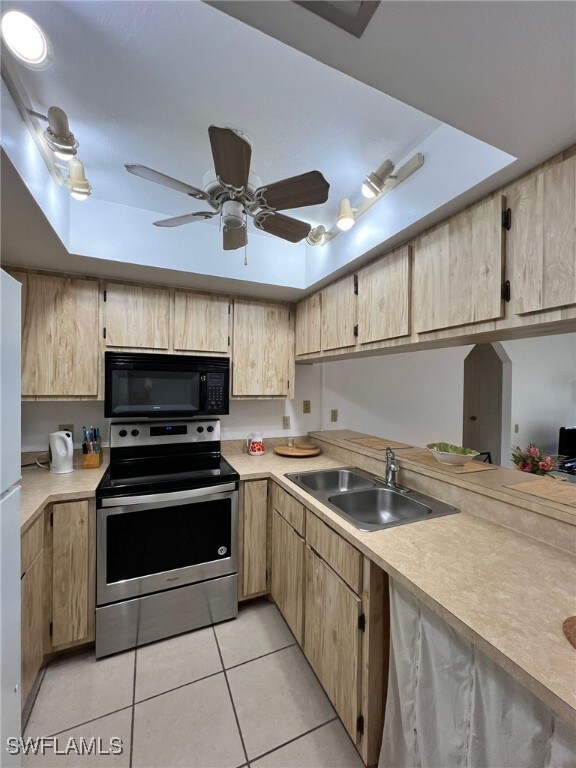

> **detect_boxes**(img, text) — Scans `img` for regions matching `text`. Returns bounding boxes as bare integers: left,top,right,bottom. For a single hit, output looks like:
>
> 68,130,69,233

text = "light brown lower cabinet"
51,500,92,648
241,480,269,599
21,549,45,706
270,510,305,645
20,498,94,711
304,544,362,739
266,482,387,767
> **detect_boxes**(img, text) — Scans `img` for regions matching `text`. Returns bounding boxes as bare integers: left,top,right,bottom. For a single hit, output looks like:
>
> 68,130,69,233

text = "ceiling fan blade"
208,126,252,190
255,171,329,211
125,164,208,200
223,226,247,251
153,211,216,228
254,212,311,243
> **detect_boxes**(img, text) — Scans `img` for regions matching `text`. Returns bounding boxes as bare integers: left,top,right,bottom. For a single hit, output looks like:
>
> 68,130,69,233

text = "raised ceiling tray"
274,444,321,458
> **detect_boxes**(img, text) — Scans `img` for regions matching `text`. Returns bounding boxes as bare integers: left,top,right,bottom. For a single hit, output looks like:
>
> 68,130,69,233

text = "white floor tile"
25,650,135,738
252,719,364,768
135,627,222,702
22,708,132,768
227,645,335,760
215,600,295,669
132,673,245,768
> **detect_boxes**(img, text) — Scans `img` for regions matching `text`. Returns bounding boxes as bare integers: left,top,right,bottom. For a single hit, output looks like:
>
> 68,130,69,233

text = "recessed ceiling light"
1,9,51,69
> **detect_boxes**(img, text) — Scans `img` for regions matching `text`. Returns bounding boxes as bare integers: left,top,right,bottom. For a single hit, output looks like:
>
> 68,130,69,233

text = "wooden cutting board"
346,437,413,451
273,444,321,458
400,451,498,473
504,479,576,507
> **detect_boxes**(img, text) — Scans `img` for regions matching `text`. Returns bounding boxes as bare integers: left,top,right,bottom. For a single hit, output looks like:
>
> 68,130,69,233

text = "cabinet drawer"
271,484,305,535
306,511,363,594
21,515,44,577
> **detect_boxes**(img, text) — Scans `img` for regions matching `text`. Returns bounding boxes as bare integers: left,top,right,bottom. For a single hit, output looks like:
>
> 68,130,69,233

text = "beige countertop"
18,440,576,725
19,456,109,533
225,444,576,726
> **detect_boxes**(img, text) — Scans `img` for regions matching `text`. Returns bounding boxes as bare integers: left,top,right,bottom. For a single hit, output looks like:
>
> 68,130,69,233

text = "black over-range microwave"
104,352,230,418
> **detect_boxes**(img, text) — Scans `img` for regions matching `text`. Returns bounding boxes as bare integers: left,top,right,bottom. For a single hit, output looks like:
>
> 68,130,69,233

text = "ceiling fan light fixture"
221,200,244,229
1,9,51,68
43,106,79,160
64,157,91,201
361,159,395,198
336,198,355,231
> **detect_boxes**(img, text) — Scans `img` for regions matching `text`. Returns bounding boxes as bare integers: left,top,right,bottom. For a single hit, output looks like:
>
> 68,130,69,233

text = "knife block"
82,451,103,469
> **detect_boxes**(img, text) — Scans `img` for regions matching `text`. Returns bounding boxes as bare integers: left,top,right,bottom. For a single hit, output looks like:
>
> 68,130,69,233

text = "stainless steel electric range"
95,419,239,658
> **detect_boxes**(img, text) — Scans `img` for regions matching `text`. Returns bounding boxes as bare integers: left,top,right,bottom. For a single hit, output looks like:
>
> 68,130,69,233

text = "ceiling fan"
125,126,330,251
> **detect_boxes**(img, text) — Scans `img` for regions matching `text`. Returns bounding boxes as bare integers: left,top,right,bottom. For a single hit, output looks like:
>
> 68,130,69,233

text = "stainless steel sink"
287,468,377,494
285,467,459,532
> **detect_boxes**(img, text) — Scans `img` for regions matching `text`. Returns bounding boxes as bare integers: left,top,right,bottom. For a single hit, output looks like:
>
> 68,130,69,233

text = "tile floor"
23,599,365,768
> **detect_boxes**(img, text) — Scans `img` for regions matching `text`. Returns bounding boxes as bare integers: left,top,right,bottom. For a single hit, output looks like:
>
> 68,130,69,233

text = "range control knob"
119,429,127,437
196,426,204,433
131,429,139,437
207,426,214,433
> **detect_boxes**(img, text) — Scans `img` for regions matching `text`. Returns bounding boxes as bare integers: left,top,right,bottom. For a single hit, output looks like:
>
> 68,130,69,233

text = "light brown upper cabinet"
295,292,321,356
104,282,170,350
13,271,100,397
413,196,505,333
174,290,230,354
508,155,576,314
232,300,294,397
357,246,411,344
321,275,356,351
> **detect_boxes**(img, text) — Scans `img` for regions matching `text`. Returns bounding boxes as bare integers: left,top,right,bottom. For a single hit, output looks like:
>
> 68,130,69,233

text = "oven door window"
106,498,231,584
110,368,200,416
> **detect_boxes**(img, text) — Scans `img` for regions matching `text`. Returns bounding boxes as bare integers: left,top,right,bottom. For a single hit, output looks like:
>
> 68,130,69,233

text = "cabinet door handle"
470,416,477,421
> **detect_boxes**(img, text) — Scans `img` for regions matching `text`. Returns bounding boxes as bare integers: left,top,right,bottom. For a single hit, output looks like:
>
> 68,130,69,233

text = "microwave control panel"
206,372,227,411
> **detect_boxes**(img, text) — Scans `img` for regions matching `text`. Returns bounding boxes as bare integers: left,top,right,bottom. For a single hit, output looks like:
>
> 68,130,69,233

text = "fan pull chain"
243,211,248,266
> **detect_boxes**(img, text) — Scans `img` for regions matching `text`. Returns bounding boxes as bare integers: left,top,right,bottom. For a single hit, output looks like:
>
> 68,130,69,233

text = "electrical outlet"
59,423,74,436
514,424,519,434
282,416,290,430
303,400,311,414
330,409,338,423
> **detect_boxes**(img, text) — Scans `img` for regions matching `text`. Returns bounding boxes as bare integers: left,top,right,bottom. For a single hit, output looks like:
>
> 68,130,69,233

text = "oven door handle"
100,482,237,507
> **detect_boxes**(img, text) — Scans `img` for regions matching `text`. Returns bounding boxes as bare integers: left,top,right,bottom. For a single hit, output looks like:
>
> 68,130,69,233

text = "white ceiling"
2,0,573,298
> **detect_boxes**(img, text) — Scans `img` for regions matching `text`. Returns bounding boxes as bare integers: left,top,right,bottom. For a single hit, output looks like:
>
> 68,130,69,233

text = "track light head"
361,159,395,199
64,158,91,200
306,224,326,246
336,198,355,231
44,106,79,160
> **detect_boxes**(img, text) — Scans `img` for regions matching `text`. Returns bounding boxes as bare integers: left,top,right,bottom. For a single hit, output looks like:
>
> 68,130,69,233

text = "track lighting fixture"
43,106,79,160
64,158,91,201
306,224,326,246
361,159,395,199
336,198,355,231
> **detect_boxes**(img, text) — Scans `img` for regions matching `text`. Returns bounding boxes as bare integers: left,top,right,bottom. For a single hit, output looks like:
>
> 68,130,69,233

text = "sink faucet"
385,447,400,489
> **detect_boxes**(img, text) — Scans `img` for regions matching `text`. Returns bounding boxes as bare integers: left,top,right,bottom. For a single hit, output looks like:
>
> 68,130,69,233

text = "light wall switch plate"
59,423,74,435
283,416,290,429
514,424,519,433
330,409,338,423
303,400,311,414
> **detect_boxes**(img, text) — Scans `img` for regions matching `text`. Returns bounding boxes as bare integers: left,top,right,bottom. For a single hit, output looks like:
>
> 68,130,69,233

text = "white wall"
320,346,472,447
21,365,322,451
319,334,576,465
21,334,575,460
502,334,576,455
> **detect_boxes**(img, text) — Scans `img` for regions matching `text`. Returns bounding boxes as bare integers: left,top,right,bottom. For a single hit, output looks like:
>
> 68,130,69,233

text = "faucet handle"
385,446,396,460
